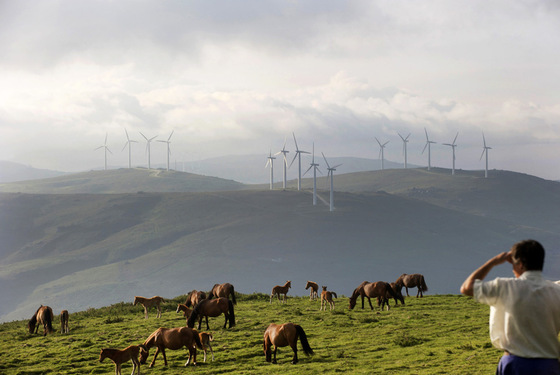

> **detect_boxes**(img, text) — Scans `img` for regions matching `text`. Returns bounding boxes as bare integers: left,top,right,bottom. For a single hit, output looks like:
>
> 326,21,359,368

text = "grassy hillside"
2,189,559,323
0,294,500,374
0,168,244,194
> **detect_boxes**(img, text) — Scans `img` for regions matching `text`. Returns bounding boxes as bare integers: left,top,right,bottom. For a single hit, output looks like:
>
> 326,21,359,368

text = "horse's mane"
142,328,163,348
186,300,207,328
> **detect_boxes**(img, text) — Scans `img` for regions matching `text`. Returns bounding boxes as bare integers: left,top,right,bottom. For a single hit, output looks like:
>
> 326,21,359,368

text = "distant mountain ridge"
0,161,67,183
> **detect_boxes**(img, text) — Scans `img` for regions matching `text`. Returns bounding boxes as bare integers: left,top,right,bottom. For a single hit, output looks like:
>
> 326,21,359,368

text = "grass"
0,294,501,374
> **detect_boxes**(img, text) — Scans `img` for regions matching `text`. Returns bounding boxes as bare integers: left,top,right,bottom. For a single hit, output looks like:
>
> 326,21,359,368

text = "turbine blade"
480,149,486,160
332,163,342,169
453,132,458,145
303,165,313,176
322,152,331,169
375,137,382,147
140,132,148,141
422,142,428,154
292,132,299,151
125,128,130,141
289,153,298,168
168,130,174,141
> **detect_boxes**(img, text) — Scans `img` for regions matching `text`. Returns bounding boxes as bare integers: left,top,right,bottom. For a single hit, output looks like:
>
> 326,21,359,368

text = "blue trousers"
497,354,560,375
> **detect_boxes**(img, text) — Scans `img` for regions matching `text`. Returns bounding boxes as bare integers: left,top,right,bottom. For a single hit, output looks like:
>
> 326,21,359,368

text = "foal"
99,345,145,375
133,296,164,319
270,281,291,304
199,332,214,362
305,281,319,300
320,286,337,311
60,310,69,334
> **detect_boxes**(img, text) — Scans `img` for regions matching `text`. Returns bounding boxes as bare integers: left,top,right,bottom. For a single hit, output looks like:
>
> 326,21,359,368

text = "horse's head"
322,286,327,291
176,304,181,314
286,281,292,288
99,349,108,362
27,319,36,334
263,339,272,362
139,346,149,364
133,296,139,305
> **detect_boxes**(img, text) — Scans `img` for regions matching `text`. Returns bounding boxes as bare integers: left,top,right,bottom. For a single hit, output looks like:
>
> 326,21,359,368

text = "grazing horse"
186,298,235,330
263,323,314,364
140,327,202,367
270,281,291,304
349,281,397,311
208,283,236,305
305,281,319,300
176,303,193,319
185,290,207,307
320,286,337,311
28,305,54,336
133,296,164,319
99,345,145,375
60,310,69,334
395,273,428,297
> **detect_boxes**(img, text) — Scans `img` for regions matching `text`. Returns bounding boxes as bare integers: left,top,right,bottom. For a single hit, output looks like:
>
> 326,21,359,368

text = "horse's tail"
420,276,428,292
295,325,314,356
227,299,236,328
332,292,338,299
45,307,54,333
385,282,397,300
230,285,237,305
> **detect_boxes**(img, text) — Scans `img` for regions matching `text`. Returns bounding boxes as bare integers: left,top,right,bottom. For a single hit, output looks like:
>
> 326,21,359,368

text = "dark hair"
511,239,545,271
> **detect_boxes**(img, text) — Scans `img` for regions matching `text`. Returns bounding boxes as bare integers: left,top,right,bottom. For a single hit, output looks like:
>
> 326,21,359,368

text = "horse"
186,297,235,330
140,327,202,368
133,296,164,319
320,286,337,311
28,305,54,336
349,281,397,311
99,345,146,375
270,281,291,304
208,283,236,305
305,281,319,300
176,303,192,319
395,273,428,297
198,332,214,362
263,323,314,364
380,282,405,307
60,310,69,334
185,290,207,307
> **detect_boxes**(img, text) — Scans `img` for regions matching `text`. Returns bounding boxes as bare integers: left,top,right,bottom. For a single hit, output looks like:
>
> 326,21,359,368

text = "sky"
1,0,559,180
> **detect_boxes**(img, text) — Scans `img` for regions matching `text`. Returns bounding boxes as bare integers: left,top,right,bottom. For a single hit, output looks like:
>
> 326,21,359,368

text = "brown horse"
99,344,145,375
140,327,202,367
133,296,164,319
379,282,405,307
176,303,192,319
263,323,314,364
208,283,236,305
198,332,214,362
60,310,69,334
320,286,337,311
186,297,235,330
349,281,397,311
270,281,291,304
395,273,428,297
185,290,207,307
28,305,54,336
305,281,319,300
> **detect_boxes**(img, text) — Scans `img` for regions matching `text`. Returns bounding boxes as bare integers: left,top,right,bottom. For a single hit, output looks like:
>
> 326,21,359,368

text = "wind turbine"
94,132,112,171
274,138,290,190
265,150,276,190
322,152,342,212
480,132,492,178
422,128,436,170
140,132,157,170
157,130,174,171
303,142,321,205
443,132,459,175
122,128,137,169
289,132,310,191
398,132,411,169
375,137,389,170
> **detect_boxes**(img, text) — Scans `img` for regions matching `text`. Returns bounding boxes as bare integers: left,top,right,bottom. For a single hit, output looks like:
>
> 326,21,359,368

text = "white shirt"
474,271,560,358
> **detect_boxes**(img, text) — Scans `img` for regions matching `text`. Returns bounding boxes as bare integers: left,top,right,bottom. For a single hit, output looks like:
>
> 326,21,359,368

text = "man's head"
511,239,545,271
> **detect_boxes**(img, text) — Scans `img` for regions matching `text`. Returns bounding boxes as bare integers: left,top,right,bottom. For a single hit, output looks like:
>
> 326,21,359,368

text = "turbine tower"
122,128,137,169
274,138,290,190
322,152,342,212
443,132,459,175
480,132,492,178
140,132,157,170
289,132,310,191
94,132,112,171
265,150,276,190
303,142,321,205
375,137,389,170
398,132,411,169
422,128,436,170
157,130,174,171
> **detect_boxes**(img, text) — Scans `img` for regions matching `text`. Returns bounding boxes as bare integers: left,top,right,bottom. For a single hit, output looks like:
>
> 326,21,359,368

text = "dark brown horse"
263,323,314,364
395,273,428,297
140,327,202,367
305,281,319,300
270,281,291,304
349,281,397,311
185,290,207,307
377,282,405,307
28,305,54,336
186,297,235,330
208,283,236,305
60,310,69,334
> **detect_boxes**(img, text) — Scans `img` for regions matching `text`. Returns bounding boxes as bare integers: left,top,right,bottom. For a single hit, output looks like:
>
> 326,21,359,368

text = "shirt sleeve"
473,278,500,306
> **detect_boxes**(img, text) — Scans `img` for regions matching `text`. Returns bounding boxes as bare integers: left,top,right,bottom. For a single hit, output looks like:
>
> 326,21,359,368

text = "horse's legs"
143,306,148,319
405,287,410,297
131,357,139,375
185,345,197,366
149,348,160,367
208,342,214,361
223,313,228,329
269,293,274,304
290,343,299,364
272,346,278,364
367,297,374,310
156,305,161,318
205,315,210,330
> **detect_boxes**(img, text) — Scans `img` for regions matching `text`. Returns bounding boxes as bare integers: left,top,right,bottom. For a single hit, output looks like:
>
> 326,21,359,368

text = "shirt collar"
519,270,543,280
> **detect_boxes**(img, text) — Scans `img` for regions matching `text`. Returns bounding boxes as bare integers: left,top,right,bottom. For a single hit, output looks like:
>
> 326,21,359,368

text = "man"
460,239,560,374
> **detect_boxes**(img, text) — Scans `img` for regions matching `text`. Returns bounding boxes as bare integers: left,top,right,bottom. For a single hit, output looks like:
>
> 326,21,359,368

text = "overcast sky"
1,0,559,180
